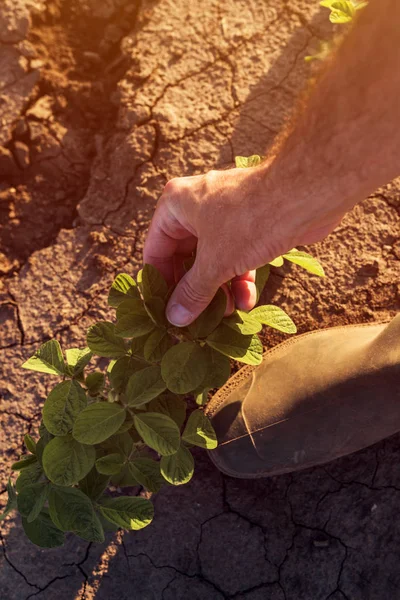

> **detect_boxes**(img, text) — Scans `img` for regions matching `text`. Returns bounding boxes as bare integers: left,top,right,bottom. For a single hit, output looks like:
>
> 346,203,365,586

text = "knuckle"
181,279,213,306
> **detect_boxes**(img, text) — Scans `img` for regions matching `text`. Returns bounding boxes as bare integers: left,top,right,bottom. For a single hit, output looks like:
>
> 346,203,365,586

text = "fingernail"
167,304,193,327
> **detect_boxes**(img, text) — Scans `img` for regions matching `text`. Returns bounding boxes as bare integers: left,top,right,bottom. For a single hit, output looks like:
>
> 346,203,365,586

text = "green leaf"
42,435,96,486
111,463,140,487
36,430,53,466
223,310,262,335
24,434,37,455
73,403,127,445
116,413,135,434
255,264,270,302
250,305,297,334
144,329,174,362
203,345,231,388
144,296,168,327
160,446,194,485
87,321,126,357
48,485,104,543
115,298,155,338
22,340,65,376
108,356,146,392
282,249,325,277
22,510,64,548
108,273,140,307
182,409,218,449
65,347,92,376
269,256,284,267
130,334,150,358
11,455,37,471
147,394,187,429
128,458,164,493
102,431,135,458
133,413,181,456
206,324,263,365
138,263,168,301
0,479,17,520
17,483,48,523
320,0,355,22
43,380,87,436
96,453,124,475
85,372,105,395
126,366,167,408
99,496,154,530
78,468,110,501
188,288,227,339
235,155,264,168
195,390,209,406
161,342,208,394
16,462,43,493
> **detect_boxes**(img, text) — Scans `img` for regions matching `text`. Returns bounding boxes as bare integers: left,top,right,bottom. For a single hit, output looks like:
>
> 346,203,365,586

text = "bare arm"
144,0,400,326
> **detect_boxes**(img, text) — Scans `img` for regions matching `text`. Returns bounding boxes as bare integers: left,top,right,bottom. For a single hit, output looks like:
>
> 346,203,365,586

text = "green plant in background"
0,157,324,548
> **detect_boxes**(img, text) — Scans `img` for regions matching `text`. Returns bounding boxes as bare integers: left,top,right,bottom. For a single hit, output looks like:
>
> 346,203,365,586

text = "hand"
143,165,340,327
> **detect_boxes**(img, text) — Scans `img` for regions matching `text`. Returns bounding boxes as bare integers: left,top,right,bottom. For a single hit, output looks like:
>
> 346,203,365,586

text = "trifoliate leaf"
48,485,104,543
95,453,124,475
65,347,92,376
143,329,174,362
206,324,263,365
87,321,126,357
43,380,87,436
161,342,208,394
182,409,218,449
269,256,284,267
99,496,154,530
282,249,325,277
255,264,270,302
22,510,64,548
24,434,37,455
16,462,43,493
85,372,105,395
108,273,140,307
126,366,167,408
137,263,168,302
73,403,127,445
42,435,96,486
128,458,164,493
0,479,17,521
17,482,48,523
223,310,262,335
235,155,264,168
250,305,297,334
133,413,181,456
11,455,37,471
147,394,187,429
22,340,66,376
188,288,227,339
160,446,194,485
108,356,146,392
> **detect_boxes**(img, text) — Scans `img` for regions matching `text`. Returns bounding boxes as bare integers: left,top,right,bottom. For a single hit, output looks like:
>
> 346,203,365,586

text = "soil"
0,1,399,599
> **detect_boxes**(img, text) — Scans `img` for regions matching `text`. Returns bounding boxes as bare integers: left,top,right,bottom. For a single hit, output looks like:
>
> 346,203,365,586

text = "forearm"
265,0,400,238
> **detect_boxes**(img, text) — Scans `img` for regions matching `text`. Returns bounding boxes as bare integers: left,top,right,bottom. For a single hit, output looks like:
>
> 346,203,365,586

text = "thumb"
166,257,221,327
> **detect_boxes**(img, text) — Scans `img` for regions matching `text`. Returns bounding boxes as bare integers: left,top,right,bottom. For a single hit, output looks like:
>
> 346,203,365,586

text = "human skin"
144,0,400,327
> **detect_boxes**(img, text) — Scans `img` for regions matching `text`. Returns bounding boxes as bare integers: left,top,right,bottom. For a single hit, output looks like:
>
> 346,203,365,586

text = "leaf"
188,288,227,339
108,273,140,307
161,342,208,394
235,155,264,168
22,510,64,548
130,334,150,358
223,310,262,335
269,256,284,267
102,431,135,458
144,296,168,327
282,249,325,277
128,458,164,493
255,264,270,302
16,462,43,493
108,356,146,392
73,403,127,445
197,345,231,390
43,380,87,436
99,496,154,530
320,0,355,22
22,340,65,376
195,390,209,406
160,446,194,485
87,321,126,357
24,434,37,455
11,455,37,471
133,413,181,456
111,463,140,488
206,324,263,365
126,366,167,408
79,468,110,501
138,263,168,301
96,453,124,475
17,483,48,523
182,409,218,449
65,347,92,376
85,372,105,395
36,430,53,466
147,394,187,429
48,485,104,543
0,479,17,520
250,305,297,334
42,435,96,486
116,413,135,434
144,329,174,362
115,304,155,338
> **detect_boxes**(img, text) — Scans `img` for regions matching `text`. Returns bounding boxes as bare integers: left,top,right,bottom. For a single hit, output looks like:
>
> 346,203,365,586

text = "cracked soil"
1,0,400,599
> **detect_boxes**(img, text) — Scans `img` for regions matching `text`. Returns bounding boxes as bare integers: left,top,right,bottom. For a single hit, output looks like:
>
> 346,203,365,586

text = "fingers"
231,271,257,311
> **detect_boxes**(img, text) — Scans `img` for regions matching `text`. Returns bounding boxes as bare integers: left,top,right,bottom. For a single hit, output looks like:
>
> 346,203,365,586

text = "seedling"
1,157,325,548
